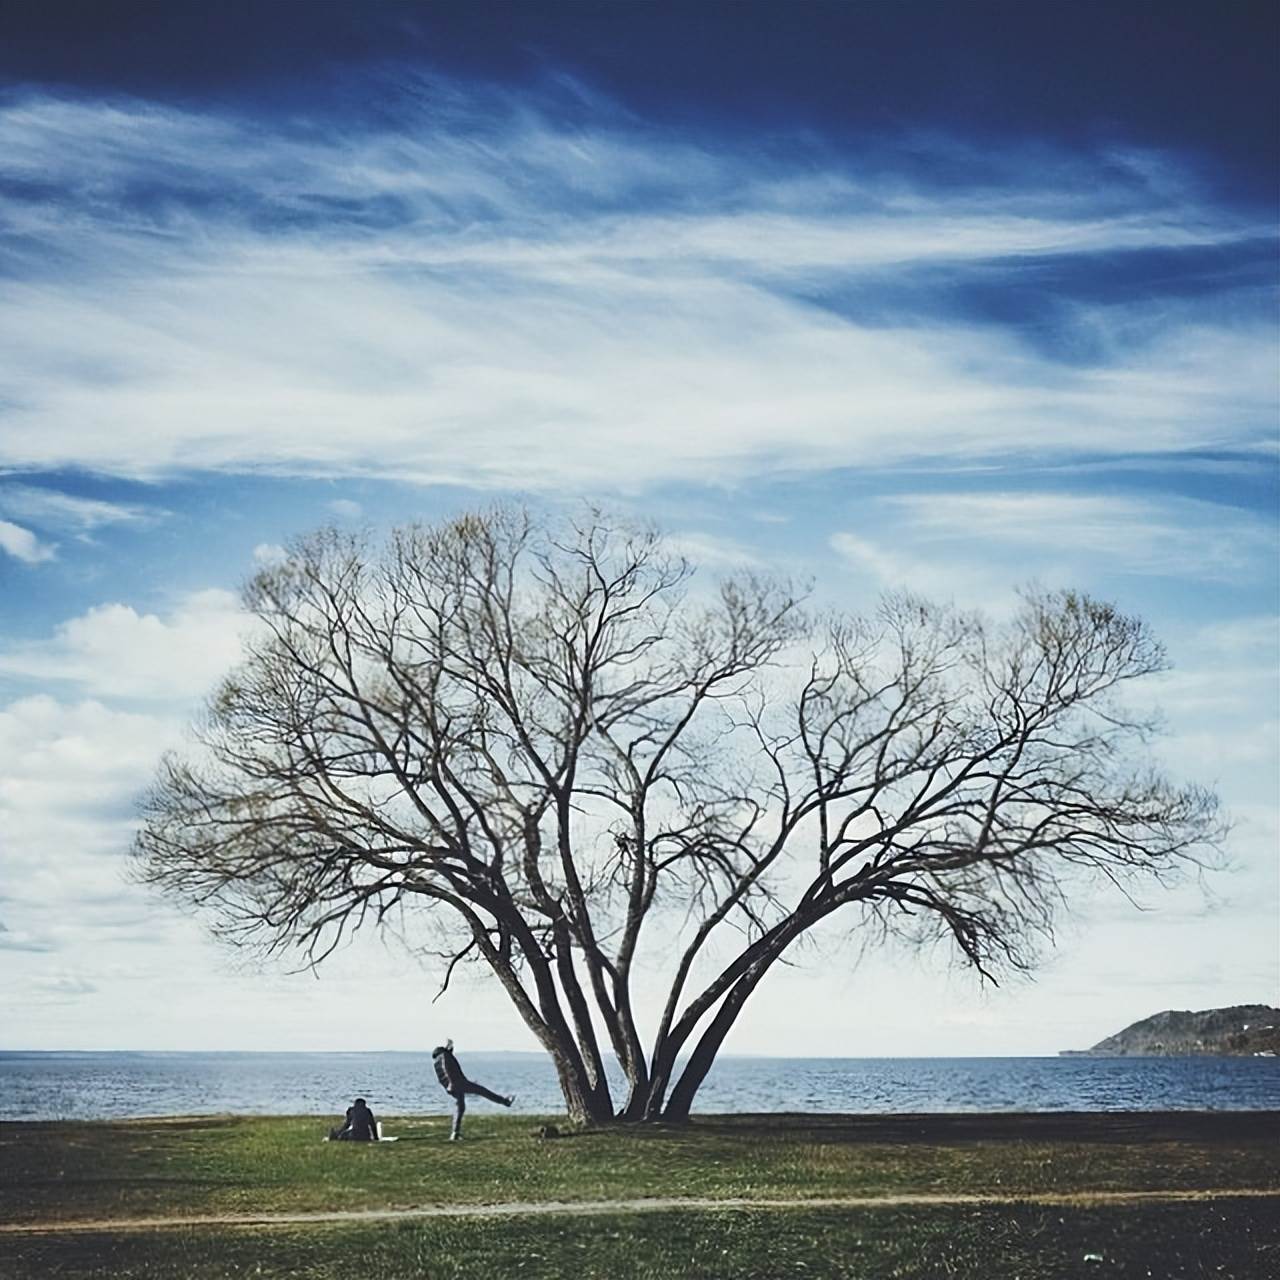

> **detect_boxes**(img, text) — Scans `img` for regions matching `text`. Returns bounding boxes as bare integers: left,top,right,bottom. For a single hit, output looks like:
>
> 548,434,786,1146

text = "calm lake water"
2,1052,1277,1121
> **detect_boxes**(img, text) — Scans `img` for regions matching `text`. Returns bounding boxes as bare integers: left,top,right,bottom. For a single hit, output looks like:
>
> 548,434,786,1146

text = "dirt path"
5,1188,1279,1236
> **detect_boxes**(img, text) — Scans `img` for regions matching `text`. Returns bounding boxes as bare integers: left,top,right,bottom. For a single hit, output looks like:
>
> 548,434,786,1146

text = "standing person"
329,1097,379,1141
432,1039,513,1140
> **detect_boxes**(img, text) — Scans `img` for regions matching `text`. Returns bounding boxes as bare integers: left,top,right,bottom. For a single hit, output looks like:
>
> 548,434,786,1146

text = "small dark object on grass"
535,1124,561,1140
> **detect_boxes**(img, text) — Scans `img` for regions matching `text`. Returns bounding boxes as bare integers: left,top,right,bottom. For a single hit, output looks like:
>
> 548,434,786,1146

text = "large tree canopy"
135,508,1221,1122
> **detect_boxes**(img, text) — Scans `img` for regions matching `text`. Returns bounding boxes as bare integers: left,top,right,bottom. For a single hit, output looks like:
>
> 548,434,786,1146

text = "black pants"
449,1080,507,1138
329,1125,374,1141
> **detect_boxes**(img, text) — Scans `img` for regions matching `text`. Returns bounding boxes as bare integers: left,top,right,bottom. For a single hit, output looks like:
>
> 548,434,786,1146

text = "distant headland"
1061,1005,1280,1057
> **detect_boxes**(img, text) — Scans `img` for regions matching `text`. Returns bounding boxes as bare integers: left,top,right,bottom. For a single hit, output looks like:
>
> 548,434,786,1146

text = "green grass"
2,1111,1277,1224
4,1203,1279,1279
3,1112,1277,1277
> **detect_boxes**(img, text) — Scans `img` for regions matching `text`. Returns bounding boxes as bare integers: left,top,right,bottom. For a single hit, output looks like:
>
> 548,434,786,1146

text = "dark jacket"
432,1045,463,1095
337,1100,378,1141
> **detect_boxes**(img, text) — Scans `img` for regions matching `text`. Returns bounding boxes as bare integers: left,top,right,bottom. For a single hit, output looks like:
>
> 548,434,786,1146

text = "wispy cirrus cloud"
0,84,1273,492
665,530,767,570
0,483,156,533
879,492,1277,581
829,491,1277,612
829,532,982,602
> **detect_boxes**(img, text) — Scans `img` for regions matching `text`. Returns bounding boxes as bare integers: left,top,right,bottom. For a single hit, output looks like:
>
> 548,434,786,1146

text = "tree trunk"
639,912,811,1120
639,1040,678,1119
659,905,840,1122
548,1042,615,1125
484,916,617,1125
661,962,771,1123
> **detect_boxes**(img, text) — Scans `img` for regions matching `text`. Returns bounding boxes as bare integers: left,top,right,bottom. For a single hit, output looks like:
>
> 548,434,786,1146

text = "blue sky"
1,1,1276,1055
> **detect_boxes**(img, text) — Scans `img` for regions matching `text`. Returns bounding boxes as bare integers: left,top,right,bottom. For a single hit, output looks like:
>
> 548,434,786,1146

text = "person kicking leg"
432,1039,513,1140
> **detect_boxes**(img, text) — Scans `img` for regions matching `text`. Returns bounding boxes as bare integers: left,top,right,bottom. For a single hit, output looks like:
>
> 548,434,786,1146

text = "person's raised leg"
462,1079,513,1107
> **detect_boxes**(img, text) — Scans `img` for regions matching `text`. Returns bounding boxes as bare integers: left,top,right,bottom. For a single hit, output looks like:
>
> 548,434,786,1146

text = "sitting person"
329,1096,379,1141
432,1039,513,1141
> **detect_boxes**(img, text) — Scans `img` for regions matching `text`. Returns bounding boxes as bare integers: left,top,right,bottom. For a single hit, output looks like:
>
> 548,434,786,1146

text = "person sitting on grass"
328,1097,379,1142
432,1039,513,1141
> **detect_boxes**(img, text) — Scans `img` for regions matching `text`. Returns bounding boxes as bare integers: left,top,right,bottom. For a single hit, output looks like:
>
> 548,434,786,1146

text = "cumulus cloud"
0,588,247,701
328,499,363,519
0,518,55,563
252,542,288,564
0,88,1272,491
0,695,182,959
0,685,529,1050
0,695,178,832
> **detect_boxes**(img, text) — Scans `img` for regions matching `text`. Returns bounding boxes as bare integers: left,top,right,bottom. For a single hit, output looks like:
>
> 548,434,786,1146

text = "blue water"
1,1052,1277,1121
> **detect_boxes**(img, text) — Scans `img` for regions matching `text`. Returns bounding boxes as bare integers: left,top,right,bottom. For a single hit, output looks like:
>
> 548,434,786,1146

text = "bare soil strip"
6,1188,1279,1236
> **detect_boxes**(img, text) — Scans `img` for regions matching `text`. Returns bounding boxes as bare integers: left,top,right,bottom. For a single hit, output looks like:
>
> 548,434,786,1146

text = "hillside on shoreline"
1061,1005,1280,1057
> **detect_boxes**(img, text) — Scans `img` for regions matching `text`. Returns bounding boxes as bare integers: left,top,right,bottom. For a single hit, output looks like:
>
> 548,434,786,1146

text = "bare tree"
134,508,1221,1124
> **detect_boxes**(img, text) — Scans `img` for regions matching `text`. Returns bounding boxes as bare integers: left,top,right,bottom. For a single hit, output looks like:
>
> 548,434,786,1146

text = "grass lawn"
3,1111,1277,1277
4,1202,1278,1279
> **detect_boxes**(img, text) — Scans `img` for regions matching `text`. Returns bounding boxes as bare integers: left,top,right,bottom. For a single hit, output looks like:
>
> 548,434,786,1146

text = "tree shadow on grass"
681,1111,1280,1145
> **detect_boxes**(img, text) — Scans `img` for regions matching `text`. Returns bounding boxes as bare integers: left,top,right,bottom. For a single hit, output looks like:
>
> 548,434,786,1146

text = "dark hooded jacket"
340,1099,378,1141
432,1045,463,1095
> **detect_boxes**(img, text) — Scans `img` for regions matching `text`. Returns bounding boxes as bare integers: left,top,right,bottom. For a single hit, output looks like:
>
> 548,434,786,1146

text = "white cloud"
1148,616,1280,793
0,85,1272,1055
1150,615,1278,714
828,492,1276,618
252,542,288,564
666,531,766,570
829,531,1007,603
0,920,55,953
37,973,99,997
0,483,154,532
881,492,1276,581
0,688,532,1051
0,589,248,701
0,518,55,563
0,695,177,829
0,92,1272,491
0,696,181,946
